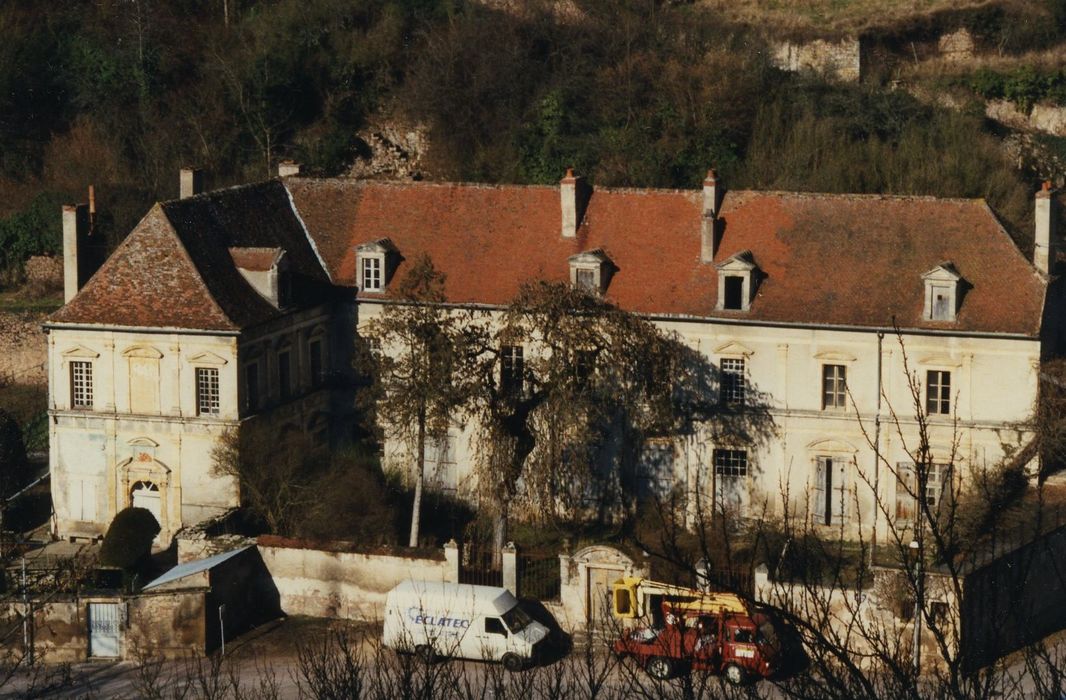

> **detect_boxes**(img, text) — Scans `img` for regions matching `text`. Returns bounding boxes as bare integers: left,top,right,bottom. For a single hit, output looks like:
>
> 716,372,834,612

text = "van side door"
482,616,509,660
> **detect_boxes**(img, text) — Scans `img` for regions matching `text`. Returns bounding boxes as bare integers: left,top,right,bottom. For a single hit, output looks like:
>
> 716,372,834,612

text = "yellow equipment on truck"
611,577,749,624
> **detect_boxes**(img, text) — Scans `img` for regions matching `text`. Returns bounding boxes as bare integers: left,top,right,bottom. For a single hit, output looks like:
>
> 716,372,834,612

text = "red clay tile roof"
286,179,1046,336
229,247,283,272
49,181,333,331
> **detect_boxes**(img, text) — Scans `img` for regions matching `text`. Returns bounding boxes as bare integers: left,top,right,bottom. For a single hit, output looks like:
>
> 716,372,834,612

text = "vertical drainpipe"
871,330,884,566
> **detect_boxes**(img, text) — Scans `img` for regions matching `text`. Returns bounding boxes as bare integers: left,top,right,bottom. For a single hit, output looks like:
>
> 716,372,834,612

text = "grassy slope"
701,0,999,36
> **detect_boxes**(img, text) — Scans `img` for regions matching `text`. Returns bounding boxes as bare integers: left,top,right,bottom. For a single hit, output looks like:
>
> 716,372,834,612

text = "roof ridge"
158,203,239,329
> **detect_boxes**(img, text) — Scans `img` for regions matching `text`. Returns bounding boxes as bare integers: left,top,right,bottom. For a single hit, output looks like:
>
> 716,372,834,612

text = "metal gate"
88,603,121,658
459,541,502,587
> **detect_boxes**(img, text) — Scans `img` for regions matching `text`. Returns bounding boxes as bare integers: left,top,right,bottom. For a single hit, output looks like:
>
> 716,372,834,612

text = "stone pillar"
179,168,204,198
502,542,517,595
1035,181,1056,275
754,563,770,603
444,539,459,583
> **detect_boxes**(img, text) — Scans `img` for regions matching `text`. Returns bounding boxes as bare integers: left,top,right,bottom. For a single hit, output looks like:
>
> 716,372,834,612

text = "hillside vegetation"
0,0,1060,283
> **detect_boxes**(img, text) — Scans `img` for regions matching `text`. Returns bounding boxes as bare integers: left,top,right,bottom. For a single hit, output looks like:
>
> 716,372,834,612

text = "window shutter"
895,464,915,522
811,458,826,523
836,460,849,524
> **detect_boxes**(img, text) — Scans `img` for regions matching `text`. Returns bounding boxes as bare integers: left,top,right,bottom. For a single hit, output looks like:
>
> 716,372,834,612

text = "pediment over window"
186,351,228,365
568,249,615,294
127,436,160,447
806,438,858,454
813,351,856,362
122,345,163,359
713,340,754,357
922,262,964,322
715,251,760,312
61,345,100,359
918,354,963,368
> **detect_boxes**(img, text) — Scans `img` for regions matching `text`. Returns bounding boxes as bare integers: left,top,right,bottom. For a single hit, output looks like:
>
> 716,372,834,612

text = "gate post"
444,539,459,583
502,542,517,595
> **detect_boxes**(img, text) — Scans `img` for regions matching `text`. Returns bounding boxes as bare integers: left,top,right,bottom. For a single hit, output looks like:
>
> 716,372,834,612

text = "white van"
382,580,550,671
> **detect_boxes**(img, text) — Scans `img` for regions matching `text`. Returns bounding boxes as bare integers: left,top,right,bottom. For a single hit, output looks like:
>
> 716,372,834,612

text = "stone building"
46,167,1063,543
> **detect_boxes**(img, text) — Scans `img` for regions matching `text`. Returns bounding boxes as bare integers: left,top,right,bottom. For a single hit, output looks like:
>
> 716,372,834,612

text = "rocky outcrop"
347,122,430,180
0,312,46,384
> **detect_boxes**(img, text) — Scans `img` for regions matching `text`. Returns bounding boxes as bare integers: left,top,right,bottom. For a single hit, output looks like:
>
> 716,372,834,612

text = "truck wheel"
724,663,747,686
645,656,674,680
502,653,524,673
415,644,436,664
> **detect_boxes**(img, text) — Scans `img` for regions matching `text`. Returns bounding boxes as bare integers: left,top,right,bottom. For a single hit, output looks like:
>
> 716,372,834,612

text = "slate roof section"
286,178,1046,336
49,181,333,331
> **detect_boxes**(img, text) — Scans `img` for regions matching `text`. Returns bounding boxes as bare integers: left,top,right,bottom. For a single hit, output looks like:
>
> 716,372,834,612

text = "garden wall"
255,536,459,620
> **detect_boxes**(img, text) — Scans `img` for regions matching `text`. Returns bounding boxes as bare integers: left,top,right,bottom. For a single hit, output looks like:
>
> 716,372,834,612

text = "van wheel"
724,663,746,686
645,656,674,680
415,645,436,664
502,653,524,673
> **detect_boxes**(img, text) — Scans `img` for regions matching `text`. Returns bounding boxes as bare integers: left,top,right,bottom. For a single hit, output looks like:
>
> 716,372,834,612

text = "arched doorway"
131,481,161,529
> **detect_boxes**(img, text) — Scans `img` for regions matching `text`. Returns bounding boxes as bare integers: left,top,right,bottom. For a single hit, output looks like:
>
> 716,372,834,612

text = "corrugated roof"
142,546,251,591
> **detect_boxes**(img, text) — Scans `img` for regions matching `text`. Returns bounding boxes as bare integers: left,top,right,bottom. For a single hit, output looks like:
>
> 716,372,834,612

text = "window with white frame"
423,434,457,491
811,456,849,526
925,370,951,415
361,256,382,292
713,448,748,512
70,361,93,409
822,364,847,410
500,345,524,397
196,367,220,416
895,462,952,521
638,441,675,500
719,358,746,405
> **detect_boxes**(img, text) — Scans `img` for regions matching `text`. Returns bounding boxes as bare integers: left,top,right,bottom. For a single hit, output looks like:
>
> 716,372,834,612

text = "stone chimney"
278,160,301,177
560,168,591,238
179,167,204,198
62,204,90,303
1035,181,1056,275
701,169,722,263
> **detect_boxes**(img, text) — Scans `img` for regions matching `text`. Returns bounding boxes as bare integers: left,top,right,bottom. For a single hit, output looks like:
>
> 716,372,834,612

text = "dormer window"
362,256,382,291
356,239,397,293
229,247,290,309
922,263,963,322
568,249,614,295
715,251,759,312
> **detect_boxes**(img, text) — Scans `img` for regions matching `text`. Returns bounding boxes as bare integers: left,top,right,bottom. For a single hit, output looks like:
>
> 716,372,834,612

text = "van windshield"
502,605,532,634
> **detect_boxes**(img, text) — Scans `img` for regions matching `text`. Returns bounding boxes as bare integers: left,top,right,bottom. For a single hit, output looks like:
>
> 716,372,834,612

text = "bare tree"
359,255,483,547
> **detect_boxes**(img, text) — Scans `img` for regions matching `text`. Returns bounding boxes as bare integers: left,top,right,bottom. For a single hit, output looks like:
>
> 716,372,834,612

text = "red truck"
611,578,782,685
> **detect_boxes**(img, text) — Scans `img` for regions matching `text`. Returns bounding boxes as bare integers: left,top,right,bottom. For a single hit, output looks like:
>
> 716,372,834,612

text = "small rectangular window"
930,283,954,321
196,367,220,416
822,364,847,410
278,351,292,401
713,448,748,513
424,434,457,491
719,358,746,405
309,339,323,389
361,257,382,291
70,361,93,409
500,345,524,397
723,276,744,310
926,370,951,415
895,462,952,521
575,268,597,291
245,363,259,412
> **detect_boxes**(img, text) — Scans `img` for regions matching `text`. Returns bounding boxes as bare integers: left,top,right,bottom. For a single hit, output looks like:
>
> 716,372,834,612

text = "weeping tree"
469,281,755,558
359,255,483,547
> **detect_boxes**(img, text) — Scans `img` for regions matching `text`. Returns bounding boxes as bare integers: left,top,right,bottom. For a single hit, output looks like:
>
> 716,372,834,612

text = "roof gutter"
42,322,241,337
358,298,1041,342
